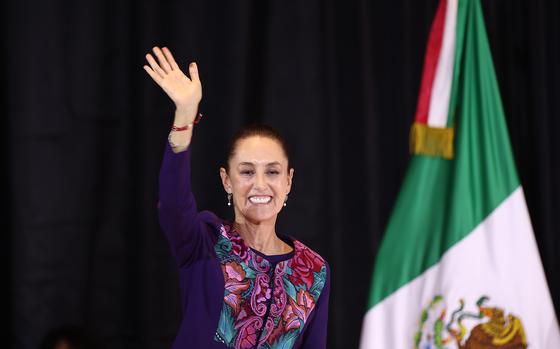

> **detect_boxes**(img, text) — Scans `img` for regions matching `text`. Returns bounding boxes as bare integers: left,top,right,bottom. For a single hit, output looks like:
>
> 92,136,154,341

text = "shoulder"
291,238,328,269
198,210,229,233
192,210,230,248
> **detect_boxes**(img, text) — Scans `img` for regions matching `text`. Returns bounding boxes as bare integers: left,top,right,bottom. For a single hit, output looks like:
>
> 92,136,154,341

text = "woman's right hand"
143,46,202,123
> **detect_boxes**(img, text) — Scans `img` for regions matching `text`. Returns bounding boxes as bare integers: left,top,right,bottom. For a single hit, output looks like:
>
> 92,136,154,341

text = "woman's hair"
225,124,290,172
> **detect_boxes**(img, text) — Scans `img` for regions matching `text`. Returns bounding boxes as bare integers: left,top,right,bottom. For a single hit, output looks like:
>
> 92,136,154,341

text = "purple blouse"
158,143,330,349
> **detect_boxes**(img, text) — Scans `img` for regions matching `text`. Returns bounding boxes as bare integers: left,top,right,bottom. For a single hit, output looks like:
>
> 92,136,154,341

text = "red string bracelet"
171,112,203,131
171,124,191,131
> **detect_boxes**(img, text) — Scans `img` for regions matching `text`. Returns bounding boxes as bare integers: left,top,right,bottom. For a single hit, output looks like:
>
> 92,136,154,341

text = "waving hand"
144,46,202,123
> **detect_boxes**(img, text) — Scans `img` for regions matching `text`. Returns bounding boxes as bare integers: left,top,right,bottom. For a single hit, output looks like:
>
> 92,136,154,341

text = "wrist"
174,104,198,121
173,112,203,129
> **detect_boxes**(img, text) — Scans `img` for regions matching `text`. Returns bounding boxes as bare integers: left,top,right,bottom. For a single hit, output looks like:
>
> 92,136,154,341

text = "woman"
144,46,330,349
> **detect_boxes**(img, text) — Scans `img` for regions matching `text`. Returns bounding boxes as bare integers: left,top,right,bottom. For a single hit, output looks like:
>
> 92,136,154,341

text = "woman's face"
220,136,294,225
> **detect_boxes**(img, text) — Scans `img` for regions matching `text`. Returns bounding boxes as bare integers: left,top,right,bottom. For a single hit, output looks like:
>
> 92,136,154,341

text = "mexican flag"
359,0,560,348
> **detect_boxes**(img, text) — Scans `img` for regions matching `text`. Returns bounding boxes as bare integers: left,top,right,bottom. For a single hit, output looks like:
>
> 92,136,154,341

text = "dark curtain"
3,0,559,348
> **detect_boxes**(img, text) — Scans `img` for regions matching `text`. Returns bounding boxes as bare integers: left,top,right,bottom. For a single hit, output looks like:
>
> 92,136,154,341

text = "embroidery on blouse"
213,224,327,349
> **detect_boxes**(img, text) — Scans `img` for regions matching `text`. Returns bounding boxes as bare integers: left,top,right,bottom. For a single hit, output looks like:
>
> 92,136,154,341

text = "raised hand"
144,46,202,123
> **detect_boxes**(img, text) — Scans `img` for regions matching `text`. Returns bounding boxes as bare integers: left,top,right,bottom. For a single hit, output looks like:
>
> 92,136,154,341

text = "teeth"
249,196,272,204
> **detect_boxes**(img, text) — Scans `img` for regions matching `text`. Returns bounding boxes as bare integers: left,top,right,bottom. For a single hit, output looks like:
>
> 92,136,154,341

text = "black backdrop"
3,0,559,348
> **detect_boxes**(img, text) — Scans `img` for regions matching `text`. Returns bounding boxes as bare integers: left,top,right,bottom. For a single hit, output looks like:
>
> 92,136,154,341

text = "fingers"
189,62,200,82
143,65,162,85
152,46,172,73
144,46,200,89
145,53,166,79
162,47,179,70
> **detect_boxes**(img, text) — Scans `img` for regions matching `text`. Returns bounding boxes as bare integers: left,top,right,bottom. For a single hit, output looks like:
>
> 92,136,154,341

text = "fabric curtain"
2,0,559,348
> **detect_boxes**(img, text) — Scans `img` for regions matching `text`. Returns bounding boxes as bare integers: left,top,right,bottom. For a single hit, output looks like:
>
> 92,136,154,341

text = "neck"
233,216,291,255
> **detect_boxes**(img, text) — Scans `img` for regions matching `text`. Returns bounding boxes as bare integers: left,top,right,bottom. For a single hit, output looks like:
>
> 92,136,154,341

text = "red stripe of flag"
414,0,447,124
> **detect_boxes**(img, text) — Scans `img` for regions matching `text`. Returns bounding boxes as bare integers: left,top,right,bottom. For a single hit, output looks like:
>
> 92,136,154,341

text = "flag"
359,0,560,348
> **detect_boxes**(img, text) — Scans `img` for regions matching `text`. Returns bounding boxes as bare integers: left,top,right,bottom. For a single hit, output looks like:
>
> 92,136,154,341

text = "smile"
248,196,272,204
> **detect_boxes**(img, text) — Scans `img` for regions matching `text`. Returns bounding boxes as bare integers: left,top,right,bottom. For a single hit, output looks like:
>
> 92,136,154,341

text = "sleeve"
299,263,331,348
157,142,214,267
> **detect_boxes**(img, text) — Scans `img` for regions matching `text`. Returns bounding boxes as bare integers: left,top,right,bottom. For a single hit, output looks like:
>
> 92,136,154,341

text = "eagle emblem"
414,295,528,349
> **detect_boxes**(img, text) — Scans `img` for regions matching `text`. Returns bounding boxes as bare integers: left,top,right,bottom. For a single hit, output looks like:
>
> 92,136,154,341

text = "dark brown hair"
225,124,290,172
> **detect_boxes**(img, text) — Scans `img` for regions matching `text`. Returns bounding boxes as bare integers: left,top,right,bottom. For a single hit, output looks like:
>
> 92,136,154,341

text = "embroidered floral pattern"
214,224,327,349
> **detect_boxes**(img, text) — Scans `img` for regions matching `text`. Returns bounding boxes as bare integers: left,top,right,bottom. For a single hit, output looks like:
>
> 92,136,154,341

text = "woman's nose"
254,172,267,189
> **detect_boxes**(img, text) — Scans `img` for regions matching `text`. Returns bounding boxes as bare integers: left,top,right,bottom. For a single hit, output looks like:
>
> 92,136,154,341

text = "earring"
284,194,288,207
227,193,232,206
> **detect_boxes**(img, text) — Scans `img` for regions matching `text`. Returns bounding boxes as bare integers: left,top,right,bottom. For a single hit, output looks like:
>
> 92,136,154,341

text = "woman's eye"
267,170,280,175
241,170,254,175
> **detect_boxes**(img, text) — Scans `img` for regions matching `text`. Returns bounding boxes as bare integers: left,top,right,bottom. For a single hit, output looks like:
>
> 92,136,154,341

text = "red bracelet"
171,124,192,131
171,112,203,132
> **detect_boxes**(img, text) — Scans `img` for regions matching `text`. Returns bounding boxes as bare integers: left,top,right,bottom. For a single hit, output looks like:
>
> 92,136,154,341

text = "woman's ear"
287,168,294,193
219,167,231,193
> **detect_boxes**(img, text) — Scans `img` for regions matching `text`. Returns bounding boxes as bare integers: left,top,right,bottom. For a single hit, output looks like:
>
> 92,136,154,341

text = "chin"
242,207,280,223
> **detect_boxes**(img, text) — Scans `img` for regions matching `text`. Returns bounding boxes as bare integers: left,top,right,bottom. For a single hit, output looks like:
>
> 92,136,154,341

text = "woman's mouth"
248,196,272,204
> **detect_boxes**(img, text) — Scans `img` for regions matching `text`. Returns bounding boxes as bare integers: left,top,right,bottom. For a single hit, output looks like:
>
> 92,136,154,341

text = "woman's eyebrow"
237,162,255,167
237,161,282,167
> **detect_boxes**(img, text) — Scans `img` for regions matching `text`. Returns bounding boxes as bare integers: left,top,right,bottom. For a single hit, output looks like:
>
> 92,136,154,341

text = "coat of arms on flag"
414,295,527,349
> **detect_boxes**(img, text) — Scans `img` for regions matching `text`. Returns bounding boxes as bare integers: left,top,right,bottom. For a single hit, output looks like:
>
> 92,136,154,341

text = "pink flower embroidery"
281,289,316,334
297,289,315,311
222,262,250,316
282,304,301,331
235,316,263,349
292,289,316,322
289,248,323,289
224,262,245,282
230,234,250,263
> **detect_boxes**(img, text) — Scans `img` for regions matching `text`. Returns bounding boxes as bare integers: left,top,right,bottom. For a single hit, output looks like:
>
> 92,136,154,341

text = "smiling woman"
220,128,294,255
144,46,330,349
